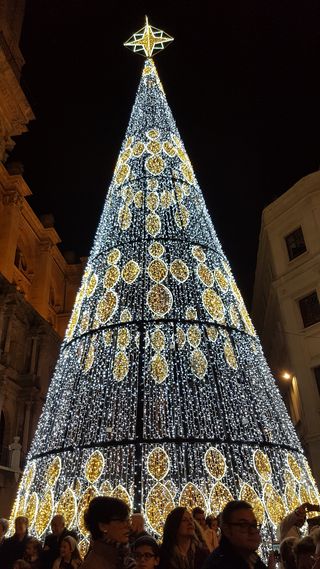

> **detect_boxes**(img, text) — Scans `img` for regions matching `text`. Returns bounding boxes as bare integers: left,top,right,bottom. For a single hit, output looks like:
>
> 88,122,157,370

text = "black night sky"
11,0,320,306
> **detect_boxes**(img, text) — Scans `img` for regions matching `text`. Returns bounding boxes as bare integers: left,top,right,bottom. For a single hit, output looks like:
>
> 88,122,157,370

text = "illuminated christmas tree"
11,17,319,555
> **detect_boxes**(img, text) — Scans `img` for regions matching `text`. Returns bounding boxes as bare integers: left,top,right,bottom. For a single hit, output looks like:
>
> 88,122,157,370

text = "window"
314,366,320,396
299,291,320,327
285,227,306,261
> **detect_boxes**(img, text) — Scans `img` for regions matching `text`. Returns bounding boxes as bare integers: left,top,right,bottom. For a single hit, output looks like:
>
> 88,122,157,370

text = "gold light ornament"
147,128,160,139
176,326,186,348
148,241,165,258
299,485,310,505
117,327,131,349
121,186,134,204
253,450,272,481
46,456,62,487
187,325,202,348
148,259,168,282
224,339,238,370
209,482,233,517
35,490,54,537
147,140,162,154
230,279,242,302
146,155,165,175
113,351,129,381
85,450,105,483
146,191,160,211
179,483,207,512
151,329,166,351
86,273,98,298
160,190,173,208
202,289,225,322
214,269,228,292
107,248,121,265
174,204,189,228
180,163,194,184
147,447,170,480
112,485,132,508
118,205,132,230
163,141,176,157
150,354,169,383
146,213,161,236
206,326,218,343
80,311,90,333
24,462,36,491
25,492,39,529
124,16,174,58
100,481,113,496
104,266,120,290
197,264,214,287
170,259,189,283
239,484,265,525
240,305,256,336
263,483,286,525
287,453,302,482
78,486,97,537
115,163,130,186
147,284,173,316
66,307,80,341
132,141,145,157
84,343,95,373
134,190,144,208
145,482,175,535
192,246,206,262
186,307,197,320
56,488,77,528
204,447,226,480
78,540,90,560
122,260,140,284
229,305,240,327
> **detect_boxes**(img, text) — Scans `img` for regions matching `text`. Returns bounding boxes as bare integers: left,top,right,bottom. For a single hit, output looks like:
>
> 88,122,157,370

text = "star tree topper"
124,16,174,58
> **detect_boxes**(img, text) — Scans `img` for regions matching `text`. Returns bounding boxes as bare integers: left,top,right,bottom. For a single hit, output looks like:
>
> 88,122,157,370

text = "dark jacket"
0,533,31,569
43,528,78,569
202,537,267,569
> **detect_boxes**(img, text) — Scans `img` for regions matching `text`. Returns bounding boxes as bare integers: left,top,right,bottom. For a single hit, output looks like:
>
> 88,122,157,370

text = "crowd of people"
0,498,320,569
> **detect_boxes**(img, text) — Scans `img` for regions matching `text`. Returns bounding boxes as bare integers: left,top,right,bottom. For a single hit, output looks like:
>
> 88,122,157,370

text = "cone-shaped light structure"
11,20,319,556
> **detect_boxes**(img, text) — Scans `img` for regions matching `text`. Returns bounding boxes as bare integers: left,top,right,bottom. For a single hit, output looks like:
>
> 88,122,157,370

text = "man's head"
131,513,145,535
293,536,315,569
51,514,65,536
192,507,206,529
15,516,28,537
133,536,160,569
0,518,9,538
221,501,261,554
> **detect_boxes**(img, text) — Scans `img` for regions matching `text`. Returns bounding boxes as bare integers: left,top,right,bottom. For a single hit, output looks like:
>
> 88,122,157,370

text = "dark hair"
84,496,129,540
205,515,217,529
15,516,28,527
221,501,253,526
280,537,298,569
293,536,315,559
134,536,160,557
0,518,9,534
192,508,204,517
25,538,42,559
160,507,189,569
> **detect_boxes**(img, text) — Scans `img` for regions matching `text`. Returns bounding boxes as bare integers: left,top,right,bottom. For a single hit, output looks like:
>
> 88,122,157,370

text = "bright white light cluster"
10,57,319,558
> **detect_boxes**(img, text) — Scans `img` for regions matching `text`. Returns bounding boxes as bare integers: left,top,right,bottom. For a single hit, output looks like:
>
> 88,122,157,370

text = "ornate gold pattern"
149,242,165,258
145,482,175,536
186,307,197,320
100,481,113,496
78,487,97,537
181,163,194,184
239,484,265,525
46,457,61,487
85,450,105,483
132,141,145,157
179,483,206,512
146,213,161,236
147,284,173,316
253,450,272,481
146,155,165,175
112,485,131,508
192,246,206,262
150,354,169,383
147,140,162,154
117,328,131,349
104,266,120,290
151,329,166,351
187,325,202,348
209,482,233,518
148,259,168,282
147,447,170,480
285,483,300,511
287,453,302,481
115,163,130,185
146,192,160,211
197,263,214,287
113,351,129,381
229,305,240,327
134,190,144,208
25,492,38,528
174,204,189,228
224,339,238,370
176,327,186,348
204,447,226,479
118,205,132,230
263,483,286,525
35,490,54,537
121,260,140,284
206,326,218,343
170,259,189,283
80,312,90,333
86,274,98,297
163,141,176,157
240,305,256,336
84,343,95,372
190,349,208,378
104,330,113,346
107,249,121,265
214,269,228,292
160,190,173,208
57,489,77,528
202,289,225,322
147,129,160,139
96,292,118,323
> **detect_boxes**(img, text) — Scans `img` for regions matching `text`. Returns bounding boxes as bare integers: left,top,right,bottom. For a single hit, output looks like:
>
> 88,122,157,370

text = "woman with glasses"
133,536,160,569
159,507,209,569
81,497,134,569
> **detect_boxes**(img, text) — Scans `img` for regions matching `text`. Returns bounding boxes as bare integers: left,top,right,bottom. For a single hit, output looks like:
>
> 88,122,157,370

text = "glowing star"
124,16,174,58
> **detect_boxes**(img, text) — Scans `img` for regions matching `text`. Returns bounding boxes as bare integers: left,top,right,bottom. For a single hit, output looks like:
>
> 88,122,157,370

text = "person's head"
220,501,261,554
84,496,130,544
192,508,206,529
24,538,42,560
51,514,65,536
60,536,81,561
13,561,31,569
162,507,195,552
293,536,316,569
15,517,28,538
133,536,160,569
206,516,218,531
131,513,145,535
295,507,307,529
0,518,9,539
280,537,298,569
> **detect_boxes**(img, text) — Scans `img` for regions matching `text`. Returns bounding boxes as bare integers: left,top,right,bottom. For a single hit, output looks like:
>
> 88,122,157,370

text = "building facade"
252,171,320,485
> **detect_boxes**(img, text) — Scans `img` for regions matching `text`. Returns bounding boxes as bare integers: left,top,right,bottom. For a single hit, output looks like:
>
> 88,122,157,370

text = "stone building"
0,0,84,516
252,171,320,485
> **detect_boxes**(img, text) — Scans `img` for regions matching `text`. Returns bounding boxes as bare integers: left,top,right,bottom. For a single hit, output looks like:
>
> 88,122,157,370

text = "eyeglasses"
134,553,155,560
227,522,261,533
